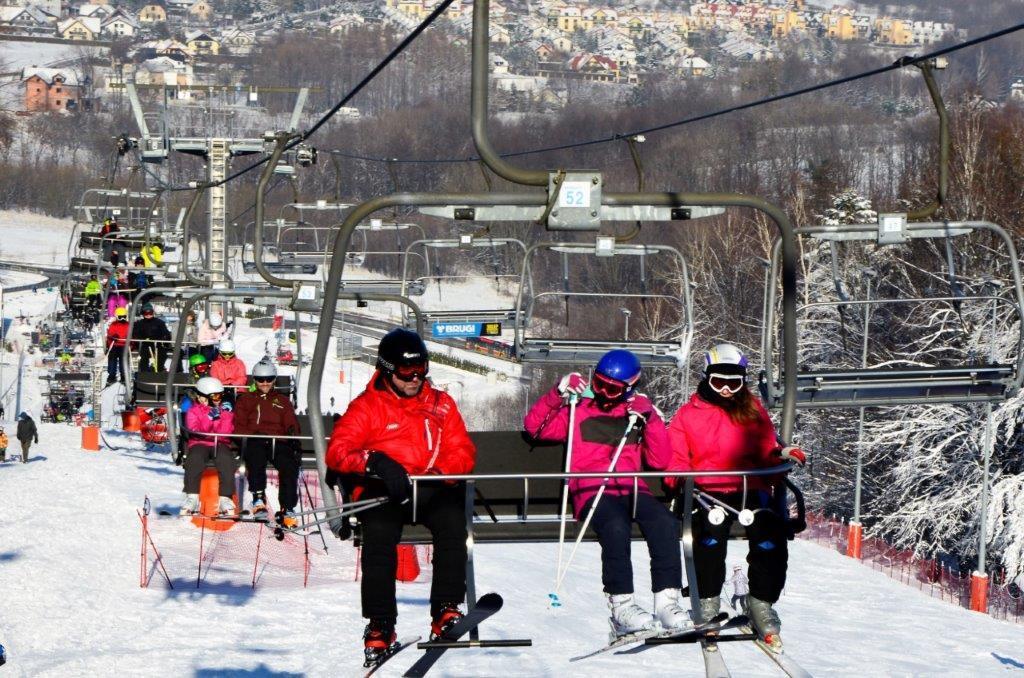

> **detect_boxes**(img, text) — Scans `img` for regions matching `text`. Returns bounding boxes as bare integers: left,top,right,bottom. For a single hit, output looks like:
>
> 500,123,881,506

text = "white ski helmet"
195,376,225,396
703,343,749,375
252,359,277,379
218,338,235,353
209,313,223,327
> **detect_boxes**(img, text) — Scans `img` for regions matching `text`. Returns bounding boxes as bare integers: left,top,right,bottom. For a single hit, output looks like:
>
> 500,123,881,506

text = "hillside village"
0,0,978,114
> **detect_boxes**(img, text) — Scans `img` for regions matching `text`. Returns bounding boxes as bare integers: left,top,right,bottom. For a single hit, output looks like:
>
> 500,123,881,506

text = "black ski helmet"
376,328,428,373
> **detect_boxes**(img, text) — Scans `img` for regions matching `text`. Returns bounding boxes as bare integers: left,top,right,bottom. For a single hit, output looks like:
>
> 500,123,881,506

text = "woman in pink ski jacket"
666,343,807,648
180,377,237,516
523,350,691,637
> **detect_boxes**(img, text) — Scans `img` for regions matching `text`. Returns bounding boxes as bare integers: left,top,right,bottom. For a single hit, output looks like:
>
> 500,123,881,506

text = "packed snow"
2,421,1024,676
0,210,78,267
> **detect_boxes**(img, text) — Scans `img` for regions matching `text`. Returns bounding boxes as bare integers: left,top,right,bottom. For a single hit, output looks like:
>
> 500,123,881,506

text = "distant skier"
83,275,102,309
667,343,807,651
325,328,476,666
180,377,236,516
209,339,247,400
105,307,129,385
524,349,691,638
234,359,300,526
133,303,171,373
16,413,37,464
197,312,228,362
726,565,749,613
0,427,8,461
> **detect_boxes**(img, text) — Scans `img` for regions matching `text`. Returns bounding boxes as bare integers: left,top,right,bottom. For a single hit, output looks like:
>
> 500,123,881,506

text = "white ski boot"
607,593,657,640
653,588,693,632
746,595,782,652
217,496,236,515
180,494,200,516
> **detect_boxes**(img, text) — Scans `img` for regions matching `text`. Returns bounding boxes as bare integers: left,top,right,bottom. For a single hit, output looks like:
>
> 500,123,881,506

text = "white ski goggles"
708,373,745,394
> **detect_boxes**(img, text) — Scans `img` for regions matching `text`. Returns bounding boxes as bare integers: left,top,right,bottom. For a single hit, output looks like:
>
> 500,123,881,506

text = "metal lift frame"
513,241,693,368
761,219,1024,408
399,237,529,327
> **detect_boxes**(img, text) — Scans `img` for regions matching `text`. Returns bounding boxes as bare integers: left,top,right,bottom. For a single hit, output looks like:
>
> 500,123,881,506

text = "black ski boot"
430,603,464,641
363,618,397,668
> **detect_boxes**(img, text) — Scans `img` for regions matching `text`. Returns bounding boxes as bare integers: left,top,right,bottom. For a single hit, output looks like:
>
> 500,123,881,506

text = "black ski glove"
366,452,410,504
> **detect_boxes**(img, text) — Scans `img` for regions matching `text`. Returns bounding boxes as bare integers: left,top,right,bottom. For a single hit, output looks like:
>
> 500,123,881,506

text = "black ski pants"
359,482,467,622
107,346,125,383
583,492,683,595
137,342,168,373
183,442,236,496
243,438,300,511
692,491,788,603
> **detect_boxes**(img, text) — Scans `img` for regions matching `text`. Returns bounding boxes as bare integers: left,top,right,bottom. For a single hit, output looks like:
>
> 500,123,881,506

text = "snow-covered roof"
22,67,80,86
138,56,188,73
58,16,101,34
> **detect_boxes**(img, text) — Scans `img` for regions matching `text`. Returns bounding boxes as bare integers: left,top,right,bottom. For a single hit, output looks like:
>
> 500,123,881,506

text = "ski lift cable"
162,0,457,192
323,20,1024,165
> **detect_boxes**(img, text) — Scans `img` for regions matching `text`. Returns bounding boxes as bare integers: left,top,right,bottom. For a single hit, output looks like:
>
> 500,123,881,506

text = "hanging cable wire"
322,19,1024,165
163,0,456,192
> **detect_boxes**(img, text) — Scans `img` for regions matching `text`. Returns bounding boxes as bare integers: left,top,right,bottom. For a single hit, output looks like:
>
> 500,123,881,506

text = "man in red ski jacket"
105,307,129,385
326,328,475,666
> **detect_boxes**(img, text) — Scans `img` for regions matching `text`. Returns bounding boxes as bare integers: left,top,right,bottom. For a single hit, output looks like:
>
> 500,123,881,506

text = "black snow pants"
359,482,468,622
692,491,788,603
243,438,300,511
583,492,683,595
183,442,236,496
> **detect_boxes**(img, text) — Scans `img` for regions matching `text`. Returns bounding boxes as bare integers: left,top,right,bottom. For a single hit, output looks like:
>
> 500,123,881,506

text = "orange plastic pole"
81,424,100,451
191,468,236,532
970,572,989,613
847,521,863,559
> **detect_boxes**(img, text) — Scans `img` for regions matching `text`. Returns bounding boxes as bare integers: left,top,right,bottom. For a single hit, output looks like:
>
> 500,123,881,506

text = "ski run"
1,420,1023,676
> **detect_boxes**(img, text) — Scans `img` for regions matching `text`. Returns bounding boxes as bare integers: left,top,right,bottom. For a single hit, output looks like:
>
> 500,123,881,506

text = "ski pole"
278,496,389,533
277,496,385,519
549,393,578,608
552,412,640,602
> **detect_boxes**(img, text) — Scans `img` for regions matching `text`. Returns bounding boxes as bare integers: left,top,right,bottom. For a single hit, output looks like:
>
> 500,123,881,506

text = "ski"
364,635,421,677
741,626,813,678
402,593,503,678
701,637,731,678
613,613,744,656
569,627,665,662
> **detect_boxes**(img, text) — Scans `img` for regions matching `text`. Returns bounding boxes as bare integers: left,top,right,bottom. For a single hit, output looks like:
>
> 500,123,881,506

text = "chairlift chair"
514,240,694,369
761,218,1024,408
399,237,528,330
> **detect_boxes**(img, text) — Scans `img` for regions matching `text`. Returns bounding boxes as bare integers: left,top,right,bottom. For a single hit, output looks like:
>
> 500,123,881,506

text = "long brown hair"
697,379,762,425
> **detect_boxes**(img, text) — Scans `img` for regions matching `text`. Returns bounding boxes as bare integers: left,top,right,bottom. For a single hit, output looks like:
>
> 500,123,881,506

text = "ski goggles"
708,373,745,394
208,392,224,402
253,376,275,384
393,363,429,382
220,352,235,359
591,372,631,400
191,363,211,378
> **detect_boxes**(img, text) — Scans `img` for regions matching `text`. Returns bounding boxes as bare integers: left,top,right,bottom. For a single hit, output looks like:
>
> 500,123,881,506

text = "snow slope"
0,210,77,267
1,424,1023,677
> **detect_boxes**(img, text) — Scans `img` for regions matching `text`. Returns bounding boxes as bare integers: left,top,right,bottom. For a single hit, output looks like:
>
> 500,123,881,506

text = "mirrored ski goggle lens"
394,364,428,382
592,373,628,399
708,374,744,392
192,364,210,376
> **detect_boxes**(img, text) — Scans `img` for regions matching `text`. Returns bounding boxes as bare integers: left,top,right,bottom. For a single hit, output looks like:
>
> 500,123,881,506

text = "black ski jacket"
17,417,37,443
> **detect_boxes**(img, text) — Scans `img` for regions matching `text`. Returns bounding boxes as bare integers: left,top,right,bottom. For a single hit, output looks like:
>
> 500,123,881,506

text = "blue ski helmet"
594,349,642,399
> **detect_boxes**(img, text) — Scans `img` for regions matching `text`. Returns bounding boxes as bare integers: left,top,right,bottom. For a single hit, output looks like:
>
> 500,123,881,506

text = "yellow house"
188,0,213,23
397,0,424,18
771,9,806,37
138,4,166,23
824,12,856,41
185,30,219,55
874,17,912,45
58,16,100,40
557,6,581,33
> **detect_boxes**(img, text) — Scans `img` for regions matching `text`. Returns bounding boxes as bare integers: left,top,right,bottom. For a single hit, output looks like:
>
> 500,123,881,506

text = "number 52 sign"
559,181,592,208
